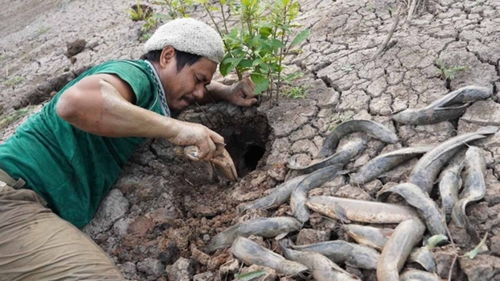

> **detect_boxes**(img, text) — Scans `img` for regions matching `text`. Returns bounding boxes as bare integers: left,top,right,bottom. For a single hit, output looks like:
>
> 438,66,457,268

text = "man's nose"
193,85,206,99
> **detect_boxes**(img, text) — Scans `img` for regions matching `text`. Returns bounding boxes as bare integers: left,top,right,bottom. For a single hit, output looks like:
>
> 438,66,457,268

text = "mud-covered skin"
409,246,437,273
180,145,239,181
288,137,366,173
230,237,308,276
291,240,380,269
409,127,497,193
392,86,492,125
206,216,302,252
318,120,398,158
306,196,418,223
291,164,344,223
400,269,441,281
438,153,464,217
282,244,360,281
238,174,308,212
344,224,393,251
451,146,487,227
377,182,447,236
350,146,432,185
377,218,426,281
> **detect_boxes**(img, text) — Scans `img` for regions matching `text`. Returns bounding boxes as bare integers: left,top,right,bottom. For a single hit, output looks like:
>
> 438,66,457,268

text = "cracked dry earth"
1,0,500,280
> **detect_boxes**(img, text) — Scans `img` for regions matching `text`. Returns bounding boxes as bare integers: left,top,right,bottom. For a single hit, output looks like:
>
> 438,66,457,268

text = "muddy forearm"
57,79,180,139
201,80,231,104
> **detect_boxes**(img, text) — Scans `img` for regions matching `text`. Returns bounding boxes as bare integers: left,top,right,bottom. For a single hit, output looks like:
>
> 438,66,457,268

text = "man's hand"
167,119,225,161
204,78,257,107
224,77,258,107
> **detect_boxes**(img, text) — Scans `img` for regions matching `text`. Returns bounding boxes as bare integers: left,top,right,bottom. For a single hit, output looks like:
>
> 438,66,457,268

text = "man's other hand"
226,77,258,107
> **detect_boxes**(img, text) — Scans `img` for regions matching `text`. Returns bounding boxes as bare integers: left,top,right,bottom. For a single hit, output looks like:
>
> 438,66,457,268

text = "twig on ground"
445,220,459,281
447,253,458,281
371,4,403,60
406,0,418,23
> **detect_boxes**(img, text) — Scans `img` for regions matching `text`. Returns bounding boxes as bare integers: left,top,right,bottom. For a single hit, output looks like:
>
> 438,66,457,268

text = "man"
0,18,256,280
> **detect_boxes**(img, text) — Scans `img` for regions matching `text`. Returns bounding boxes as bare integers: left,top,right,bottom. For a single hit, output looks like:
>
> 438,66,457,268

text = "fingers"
196,137,216,160
209,130,225,145
237,97,258,107
241,77,256,98
198,129,224,160
230,77,257,107
214,142,225,157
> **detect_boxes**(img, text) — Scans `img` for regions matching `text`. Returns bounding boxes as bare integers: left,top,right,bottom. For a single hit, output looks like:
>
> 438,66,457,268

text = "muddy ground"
1,0,499,280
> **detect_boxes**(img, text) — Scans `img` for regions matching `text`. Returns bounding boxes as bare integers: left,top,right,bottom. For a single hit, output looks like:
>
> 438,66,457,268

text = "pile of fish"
205,85,497,280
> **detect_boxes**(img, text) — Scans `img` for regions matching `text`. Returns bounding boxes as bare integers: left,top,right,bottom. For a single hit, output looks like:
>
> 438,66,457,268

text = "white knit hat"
144,18,224,63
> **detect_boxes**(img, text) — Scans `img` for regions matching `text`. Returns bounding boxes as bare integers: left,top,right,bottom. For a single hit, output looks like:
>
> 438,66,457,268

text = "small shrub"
139,0,310,102
0,106,37,130
128,2,153,21
4,76,24,87
284,85,307,99
435,60,468,80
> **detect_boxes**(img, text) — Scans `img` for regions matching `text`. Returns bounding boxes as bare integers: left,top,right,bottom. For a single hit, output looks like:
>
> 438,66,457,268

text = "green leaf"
268,38,284,49
464,233,489,259
239,59,253,68
251,59,270,73
258,25,273,38
220,57,242,76
235,270,266,281
250,73,269,95
241,0,251,7
290,29,310,47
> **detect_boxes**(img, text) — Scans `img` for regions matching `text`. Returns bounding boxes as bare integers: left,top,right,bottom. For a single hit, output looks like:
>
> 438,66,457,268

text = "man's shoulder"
94,59,148,71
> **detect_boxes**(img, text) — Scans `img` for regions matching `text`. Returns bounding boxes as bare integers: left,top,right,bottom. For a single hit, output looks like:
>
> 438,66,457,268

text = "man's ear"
159,46,175,68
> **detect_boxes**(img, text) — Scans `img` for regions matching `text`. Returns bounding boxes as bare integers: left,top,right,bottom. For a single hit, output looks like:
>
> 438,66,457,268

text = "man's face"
158,49,217,112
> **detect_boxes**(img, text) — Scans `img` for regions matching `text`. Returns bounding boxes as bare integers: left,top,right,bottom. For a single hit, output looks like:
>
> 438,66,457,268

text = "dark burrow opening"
225,127,268,177
178,103,271,178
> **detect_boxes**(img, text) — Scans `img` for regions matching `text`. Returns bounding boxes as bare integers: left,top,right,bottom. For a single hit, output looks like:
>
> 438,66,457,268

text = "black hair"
141,49,202,71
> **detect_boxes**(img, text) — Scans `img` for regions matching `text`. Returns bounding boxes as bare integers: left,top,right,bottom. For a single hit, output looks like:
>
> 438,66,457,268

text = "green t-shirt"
0,60,166,228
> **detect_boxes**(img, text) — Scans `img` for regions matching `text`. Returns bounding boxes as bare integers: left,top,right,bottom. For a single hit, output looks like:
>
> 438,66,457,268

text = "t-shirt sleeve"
93,61,162,114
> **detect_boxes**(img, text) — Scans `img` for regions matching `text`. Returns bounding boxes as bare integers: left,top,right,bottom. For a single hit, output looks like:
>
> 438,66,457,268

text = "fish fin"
435,103,470,111
476,126,499,135
334,204,351,224
338,169,352,175
274,232,289,241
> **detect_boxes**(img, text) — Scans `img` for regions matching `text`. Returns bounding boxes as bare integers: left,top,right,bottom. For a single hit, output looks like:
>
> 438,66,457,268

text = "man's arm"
201,78,257,106
56,73,223,160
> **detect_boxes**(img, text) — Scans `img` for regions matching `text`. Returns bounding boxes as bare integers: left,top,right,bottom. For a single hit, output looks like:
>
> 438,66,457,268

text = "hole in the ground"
178,103,271,179
226,137,267,177
244,144,266,171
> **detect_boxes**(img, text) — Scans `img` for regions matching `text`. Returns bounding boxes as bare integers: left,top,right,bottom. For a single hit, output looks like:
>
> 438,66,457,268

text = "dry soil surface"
1,0,499,281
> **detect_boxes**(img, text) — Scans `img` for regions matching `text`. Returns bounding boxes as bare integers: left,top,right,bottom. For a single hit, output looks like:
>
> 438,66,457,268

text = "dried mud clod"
65,39,87,58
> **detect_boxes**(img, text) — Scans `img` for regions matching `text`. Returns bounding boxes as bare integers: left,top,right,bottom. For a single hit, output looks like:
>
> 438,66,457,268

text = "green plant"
139,13,166,41
214,0,310,98
0,105,37,130
234,270,266,281
128,8,141,21
4,76,24,87
146,0,309,101
153,0,193,18
128,1,150,21
284,85,307,99
435,60,468,80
